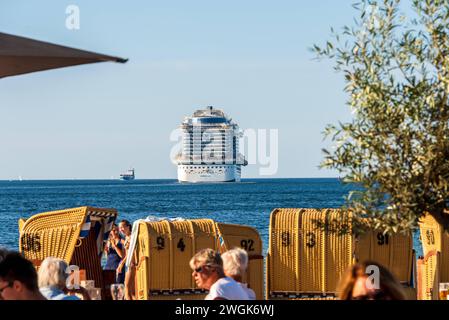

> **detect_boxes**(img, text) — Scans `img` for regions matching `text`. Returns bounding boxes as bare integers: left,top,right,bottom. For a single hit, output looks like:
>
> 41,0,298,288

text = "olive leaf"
313,0,449,234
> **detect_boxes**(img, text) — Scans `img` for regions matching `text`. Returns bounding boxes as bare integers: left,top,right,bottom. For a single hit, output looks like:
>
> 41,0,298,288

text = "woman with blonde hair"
221,248,256,300
38,257,90,300
337,260,406,300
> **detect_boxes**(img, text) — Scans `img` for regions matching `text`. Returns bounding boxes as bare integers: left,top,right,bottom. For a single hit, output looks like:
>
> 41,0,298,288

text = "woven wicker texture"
355,230,413,284
417,251,440,300
268,209,353,296
419,214,442,254
135,222,150,301
148,292,208,300
19,206,117,264
133,219,262,300
215,222,263,299
134,219,217,299
19,207,88,263
324,210,353,292
267,208,414,300
419,214,449,282
268,208,300,293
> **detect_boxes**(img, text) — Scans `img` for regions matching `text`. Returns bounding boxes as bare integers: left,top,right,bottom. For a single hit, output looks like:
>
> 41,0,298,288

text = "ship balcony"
187,136,233,140
185,147,231,151
183,143,233,147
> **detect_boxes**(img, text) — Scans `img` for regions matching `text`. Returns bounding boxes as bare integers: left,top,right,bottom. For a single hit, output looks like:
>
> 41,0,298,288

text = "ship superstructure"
176,106,247,183
120,168,135,181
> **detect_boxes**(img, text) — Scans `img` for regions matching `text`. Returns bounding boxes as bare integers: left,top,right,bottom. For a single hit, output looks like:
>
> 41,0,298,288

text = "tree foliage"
314,0,449,234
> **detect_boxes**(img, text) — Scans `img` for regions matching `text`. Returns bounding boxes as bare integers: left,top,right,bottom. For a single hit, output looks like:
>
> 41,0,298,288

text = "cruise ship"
176,106,247,183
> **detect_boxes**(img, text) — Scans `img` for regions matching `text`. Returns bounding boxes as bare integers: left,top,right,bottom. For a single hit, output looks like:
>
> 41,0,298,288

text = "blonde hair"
38,257,68,289
222,248,248,279
189,248,223,270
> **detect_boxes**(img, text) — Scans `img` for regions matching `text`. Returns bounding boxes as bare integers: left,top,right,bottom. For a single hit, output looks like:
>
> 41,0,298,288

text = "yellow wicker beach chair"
417,213,449,300
355,227,414,285
266,208,414,300
131,219,263,300
18,206,117,299
417,251,440,300
216,222,264,298
419,214,449,282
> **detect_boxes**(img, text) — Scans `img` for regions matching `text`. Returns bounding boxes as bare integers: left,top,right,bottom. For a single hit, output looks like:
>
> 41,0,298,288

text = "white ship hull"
178,165,241,183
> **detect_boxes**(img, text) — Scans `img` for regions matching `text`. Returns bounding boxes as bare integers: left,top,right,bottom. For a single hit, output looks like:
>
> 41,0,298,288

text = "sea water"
0,178,422,256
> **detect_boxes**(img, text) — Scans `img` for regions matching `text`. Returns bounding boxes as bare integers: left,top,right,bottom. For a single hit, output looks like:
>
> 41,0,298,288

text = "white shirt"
205,277,250,300
239,282,256,300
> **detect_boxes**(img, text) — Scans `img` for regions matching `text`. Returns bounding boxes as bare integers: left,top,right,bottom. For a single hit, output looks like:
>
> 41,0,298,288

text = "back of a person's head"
38,257,68,289
0,247,8,263
189,248,223,270
0,252,39,292
221,248,248,278
337,260,406,300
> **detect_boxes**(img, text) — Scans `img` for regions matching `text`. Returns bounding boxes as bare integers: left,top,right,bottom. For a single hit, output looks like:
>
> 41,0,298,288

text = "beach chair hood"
18,206,117,264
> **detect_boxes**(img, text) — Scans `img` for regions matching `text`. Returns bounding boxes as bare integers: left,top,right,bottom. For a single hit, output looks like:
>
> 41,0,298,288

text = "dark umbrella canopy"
0,32,127,78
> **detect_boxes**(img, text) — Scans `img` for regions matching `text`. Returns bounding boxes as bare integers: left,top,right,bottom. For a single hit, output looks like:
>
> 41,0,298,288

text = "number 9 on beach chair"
418,213,449,299
128,218,263,300
266,208,415,300
18,206,117,300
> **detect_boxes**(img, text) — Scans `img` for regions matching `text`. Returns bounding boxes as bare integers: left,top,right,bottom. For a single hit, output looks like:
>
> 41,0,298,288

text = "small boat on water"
120,168,135,181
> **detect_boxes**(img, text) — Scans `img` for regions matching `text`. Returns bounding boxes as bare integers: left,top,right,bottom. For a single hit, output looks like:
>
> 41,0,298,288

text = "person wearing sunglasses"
189,248,250,300
337,260,406,300
0,252,46,300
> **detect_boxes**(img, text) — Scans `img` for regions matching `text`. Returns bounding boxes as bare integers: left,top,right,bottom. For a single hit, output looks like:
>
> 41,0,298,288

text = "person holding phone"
104,224,125,283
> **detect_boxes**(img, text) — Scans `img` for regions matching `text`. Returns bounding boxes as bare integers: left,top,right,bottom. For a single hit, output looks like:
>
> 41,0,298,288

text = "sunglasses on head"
194,265,212,273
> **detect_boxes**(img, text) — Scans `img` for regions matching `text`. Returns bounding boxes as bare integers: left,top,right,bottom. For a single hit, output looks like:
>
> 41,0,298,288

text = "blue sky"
0,1,363,179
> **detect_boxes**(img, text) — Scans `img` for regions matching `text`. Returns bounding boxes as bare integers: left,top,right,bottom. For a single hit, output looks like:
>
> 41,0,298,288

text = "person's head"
221,248,248,283
0,247,8,300
109,224,120,240
0,252,42,300
189,249,224,290
0,247,8,262
119,220,132,237
337,260,406,300
38,257,69,290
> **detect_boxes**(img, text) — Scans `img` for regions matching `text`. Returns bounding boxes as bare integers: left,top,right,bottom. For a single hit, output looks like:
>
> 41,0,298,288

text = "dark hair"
337,260,406,300
0,252,39,291
120,220,132,230
0,247,8,263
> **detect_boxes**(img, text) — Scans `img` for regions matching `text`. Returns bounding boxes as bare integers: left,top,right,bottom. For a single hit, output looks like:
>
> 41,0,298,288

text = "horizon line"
0,176,341,182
